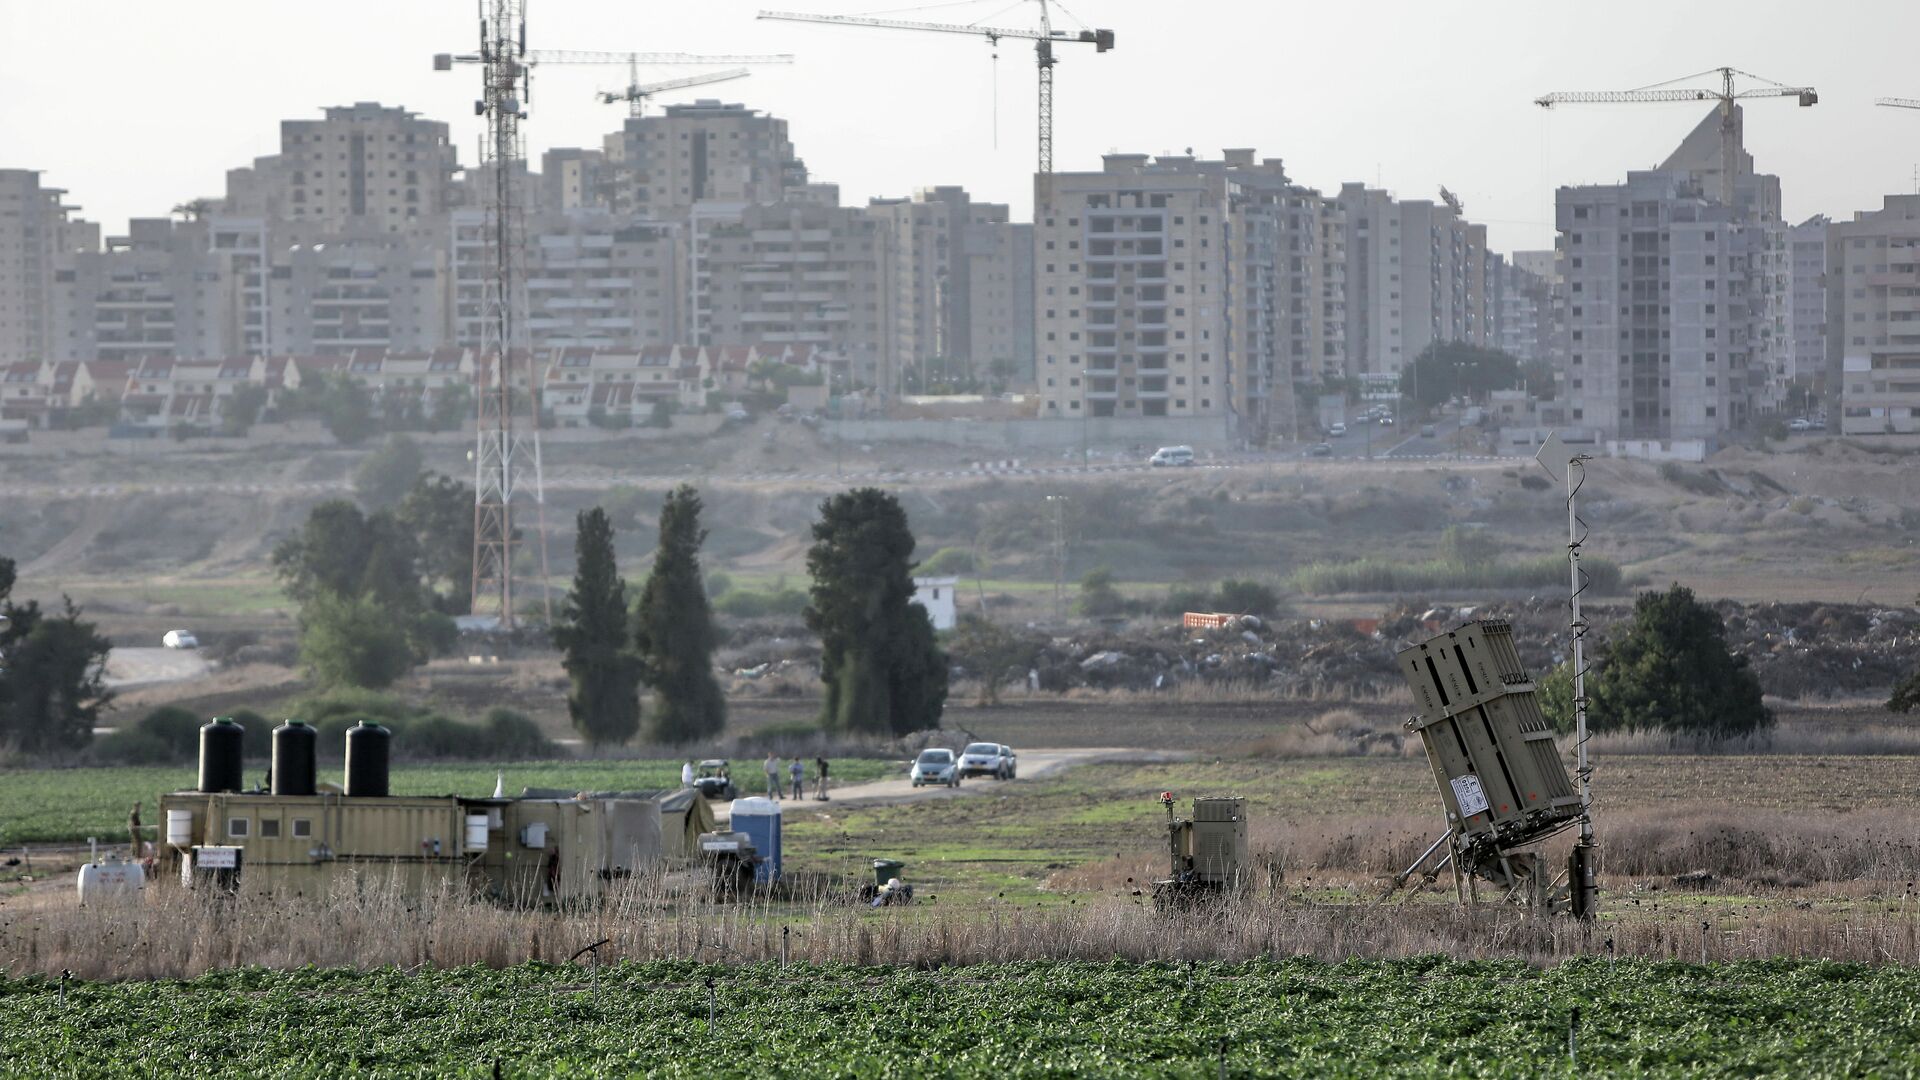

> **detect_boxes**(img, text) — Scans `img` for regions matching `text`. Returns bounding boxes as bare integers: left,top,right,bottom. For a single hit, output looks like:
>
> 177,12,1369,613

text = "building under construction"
158,718,680,905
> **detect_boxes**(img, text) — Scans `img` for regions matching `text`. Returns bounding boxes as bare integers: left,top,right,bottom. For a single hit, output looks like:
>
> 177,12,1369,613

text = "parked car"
1308,442,1334,457
1149,445,1195,467
1789,418,1812,433
910,748,960,788
162,629,199,649
693,759,738,801
1328,422,1347,437
959,742,1017,780
1420,424,1437,438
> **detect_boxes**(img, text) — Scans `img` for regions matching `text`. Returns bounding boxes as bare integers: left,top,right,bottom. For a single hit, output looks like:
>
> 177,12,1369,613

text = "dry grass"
9,871,1920,982
1238,709,1421,759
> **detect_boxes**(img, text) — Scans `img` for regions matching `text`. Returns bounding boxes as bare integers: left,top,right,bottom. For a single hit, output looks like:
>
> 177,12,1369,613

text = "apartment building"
1554,107,1783,445
1033,155,1231,422
271,103,456,239
0,170,93,364
688,200,889,391
602,101,809,220
865,186,1022,391
1789,215,1829,389
1336,184,1494,376
964,219,1035,388
1827,195,1920,435
51,218,231,362
1494,259,1551,366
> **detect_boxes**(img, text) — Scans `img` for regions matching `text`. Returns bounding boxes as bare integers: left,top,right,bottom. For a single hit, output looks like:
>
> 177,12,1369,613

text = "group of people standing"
763,754,829,801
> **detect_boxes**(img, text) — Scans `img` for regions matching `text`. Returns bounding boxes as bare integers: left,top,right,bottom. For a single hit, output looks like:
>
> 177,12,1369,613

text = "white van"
1149,445,1195,467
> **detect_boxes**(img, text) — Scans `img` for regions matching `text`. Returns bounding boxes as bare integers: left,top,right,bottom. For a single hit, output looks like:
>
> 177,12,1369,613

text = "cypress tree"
554,507,642,746
634,485,726,744
805,488,948,736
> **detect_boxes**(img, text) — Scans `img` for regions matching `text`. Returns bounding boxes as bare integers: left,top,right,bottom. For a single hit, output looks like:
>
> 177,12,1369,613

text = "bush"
714,587,809,618
481,708,556,758
919,547,976,576
1158,585,1216,617
1214,579,1281,617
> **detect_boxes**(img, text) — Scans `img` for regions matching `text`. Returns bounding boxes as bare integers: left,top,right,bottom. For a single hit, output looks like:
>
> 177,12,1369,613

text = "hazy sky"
6,0,1918,254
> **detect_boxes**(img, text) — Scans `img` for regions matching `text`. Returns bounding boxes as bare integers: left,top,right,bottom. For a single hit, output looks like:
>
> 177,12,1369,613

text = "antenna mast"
1537,431,1599,919
442,0,553,627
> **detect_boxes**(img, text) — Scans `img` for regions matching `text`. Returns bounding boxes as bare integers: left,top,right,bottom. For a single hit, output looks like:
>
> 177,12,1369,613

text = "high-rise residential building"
0,170,93,364
1554,106,1782,445
964,219,1035,388
1494,258,1551,366
1033,154,1231,422
688,200,892,388
1337,183,1494,376
52,218,229,362
269,103,457,239
602,101,809,220
519,214,685,351
1826,195,1920,435
865,186,1020,391
1788,215,1829,390
1032,151,1345,437
540,148,613,214
266,231,448,355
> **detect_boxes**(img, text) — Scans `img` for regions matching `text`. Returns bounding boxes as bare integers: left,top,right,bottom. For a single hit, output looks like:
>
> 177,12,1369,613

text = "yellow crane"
599,68,755,118
758,2,1114,174
1536,66,1816,208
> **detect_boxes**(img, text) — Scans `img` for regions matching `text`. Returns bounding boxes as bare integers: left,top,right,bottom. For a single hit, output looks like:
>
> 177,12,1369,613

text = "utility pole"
1536,431,1599,920
1044,494,1068,621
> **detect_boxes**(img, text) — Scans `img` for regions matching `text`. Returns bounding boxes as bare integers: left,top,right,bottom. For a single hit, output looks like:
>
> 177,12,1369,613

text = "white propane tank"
77,858,145,904
464,813,490,853
166,810,194,847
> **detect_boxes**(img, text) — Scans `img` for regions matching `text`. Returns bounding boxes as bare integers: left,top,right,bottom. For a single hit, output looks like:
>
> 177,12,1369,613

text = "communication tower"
437,1,552,627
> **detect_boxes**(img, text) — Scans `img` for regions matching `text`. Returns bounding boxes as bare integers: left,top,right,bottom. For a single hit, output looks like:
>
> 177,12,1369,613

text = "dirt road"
102,647,212,691
718,748,1185,823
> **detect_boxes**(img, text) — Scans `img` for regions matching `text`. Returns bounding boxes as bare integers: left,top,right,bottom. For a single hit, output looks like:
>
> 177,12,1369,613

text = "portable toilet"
728,797,782,883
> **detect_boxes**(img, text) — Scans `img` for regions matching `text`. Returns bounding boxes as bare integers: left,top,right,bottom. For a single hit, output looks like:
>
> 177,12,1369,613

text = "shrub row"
93,695,554,765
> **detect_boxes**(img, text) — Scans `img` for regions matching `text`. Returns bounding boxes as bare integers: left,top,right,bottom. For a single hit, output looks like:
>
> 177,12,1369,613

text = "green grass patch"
6,959,1919,1077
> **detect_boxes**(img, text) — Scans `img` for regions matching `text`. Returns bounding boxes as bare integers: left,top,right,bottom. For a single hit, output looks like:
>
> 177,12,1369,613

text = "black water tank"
271,719,318,796
198,717,246,794
344,721,391,797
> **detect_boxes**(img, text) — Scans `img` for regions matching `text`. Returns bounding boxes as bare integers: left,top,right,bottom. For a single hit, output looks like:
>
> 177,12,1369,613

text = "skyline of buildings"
3,91,1910,448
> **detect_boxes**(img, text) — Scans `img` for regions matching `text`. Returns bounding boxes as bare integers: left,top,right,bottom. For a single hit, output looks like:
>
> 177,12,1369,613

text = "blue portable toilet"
729,797,782,883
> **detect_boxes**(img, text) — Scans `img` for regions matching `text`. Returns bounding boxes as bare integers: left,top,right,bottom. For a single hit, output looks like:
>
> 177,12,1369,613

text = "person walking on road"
764,753,782,800
789,758,805,800
681,760,695,787
815,756,830,801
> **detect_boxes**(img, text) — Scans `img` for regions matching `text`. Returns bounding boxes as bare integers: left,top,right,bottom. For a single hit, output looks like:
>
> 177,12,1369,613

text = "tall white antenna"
1536,430,1598,919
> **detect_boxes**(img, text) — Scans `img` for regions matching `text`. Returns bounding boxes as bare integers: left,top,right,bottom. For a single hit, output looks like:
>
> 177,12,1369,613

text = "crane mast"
1537,66,1815,209
758,3,1113,175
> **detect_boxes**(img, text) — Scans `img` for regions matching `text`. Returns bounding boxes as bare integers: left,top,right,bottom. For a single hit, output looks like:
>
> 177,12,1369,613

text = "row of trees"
0,558,113,755
556,485,947,745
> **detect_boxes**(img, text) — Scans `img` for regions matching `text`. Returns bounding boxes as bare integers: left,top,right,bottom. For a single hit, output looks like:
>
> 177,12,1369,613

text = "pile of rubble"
958,597,1916,700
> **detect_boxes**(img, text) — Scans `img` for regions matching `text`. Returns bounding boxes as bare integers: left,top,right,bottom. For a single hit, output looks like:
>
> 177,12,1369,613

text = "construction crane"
1536,67,1816,209
758,2,1114,174
600,68,754,118
1878,97,1920,111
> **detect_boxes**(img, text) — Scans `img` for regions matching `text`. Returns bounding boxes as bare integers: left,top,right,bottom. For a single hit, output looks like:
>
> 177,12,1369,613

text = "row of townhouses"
0,343,838,433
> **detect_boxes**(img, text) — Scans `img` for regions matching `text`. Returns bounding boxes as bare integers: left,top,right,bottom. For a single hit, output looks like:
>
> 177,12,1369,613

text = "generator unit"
1391,620,1588,909
1152,794,1247,908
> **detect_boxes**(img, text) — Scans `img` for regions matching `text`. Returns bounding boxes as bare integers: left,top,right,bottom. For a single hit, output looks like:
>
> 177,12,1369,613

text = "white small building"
912,576,960,631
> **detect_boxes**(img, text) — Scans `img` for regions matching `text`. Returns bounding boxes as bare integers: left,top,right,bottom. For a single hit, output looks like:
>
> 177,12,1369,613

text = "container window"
259,818,281,838
227,817,250,838
292,818,312,838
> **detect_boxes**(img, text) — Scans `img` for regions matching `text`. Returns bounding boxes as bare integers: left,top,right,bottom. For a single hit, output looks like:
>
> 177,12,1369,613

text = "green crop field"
0,759,897,846
3,958,1916,1077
